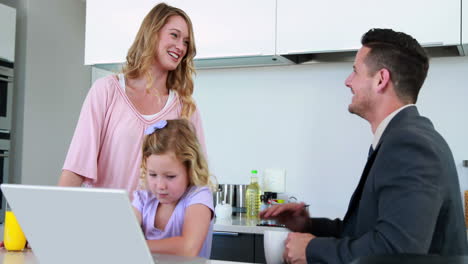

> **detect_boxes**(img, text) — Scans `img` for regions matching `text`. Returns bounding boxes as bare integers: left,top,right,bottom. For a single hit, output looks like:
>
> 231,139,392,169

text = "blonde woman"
59,3,205,198
133,119,215,258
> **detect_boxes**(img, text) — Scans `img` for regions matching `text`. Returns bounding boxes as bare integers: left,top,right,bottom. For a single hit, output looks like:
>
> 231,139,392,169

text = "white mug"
263,230,290,264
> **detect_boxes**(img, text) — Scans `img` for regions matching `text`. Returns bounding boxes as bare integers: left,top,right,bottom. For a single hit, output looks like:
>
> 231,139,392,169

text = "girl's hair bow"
144,120,167,135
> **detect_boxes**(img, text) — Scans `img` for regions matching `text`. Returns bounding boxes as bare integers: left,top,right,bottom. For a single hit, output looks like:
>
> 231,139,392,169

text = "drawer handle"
213,231,239,236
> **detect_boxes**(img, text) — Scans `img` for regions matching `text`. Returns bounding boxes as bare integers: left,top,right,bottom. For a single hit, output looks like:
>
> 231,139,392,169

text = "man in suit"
260,28,468,264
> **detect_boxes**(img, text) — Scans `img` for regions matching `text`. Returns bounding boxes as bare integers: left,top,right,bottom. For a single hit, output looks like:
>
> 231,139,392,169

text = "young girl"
132,119,215,258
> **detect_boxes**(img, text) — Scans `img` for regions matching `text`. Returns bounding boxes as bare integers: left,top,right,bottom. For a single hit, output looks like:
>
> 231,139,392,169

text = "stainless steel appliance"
0,62,14,131
0,133,10,223
234,184,247,214
213,184,247,215
214,184,235,206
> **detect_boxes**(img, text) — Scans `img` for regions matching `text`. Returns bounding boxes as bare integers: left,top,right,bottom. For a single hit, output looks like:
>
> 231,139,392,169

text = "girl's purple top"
132,186,214,258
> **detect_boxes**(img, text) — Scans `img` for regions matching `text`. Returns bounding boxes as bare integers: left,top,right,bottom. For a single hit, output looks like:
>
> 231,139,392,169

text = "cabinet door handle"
213,231,239,236
420,42,444,47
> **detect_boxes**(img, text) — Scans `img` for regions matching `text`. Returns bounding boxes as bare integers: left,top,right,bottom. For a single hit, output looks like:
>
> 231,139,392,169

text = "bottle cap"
251,170,258,174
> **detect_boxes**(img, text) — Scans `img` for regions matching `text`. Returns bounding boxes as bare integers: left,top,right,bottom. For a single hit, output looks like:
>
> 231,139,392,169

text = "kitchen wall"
192,57,468,218
93,56,468,219
7,0,90,185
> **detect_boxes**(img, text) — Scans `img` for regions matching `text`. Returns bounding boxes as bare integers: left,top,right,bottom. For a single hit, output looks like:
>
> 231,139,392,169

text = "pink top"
63,75,206,196
132,186,214,258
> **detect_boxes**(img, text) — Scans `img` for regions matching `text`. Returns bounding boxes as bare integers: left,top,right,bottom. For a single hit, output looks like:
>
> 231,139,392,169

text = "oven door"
0,138,10,223
0,66,14,131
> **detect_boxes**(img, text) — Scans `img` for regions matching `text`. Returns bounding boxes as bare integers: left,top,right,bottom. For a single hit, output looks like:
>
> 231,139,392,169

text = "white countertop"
0,216,284,263
213,215,288,234
0,249,251,264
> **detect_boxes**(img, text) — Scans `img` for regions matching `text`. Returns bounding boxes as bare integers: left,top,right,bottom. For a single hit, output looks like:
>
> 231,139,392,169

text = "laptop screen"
1,184,155,264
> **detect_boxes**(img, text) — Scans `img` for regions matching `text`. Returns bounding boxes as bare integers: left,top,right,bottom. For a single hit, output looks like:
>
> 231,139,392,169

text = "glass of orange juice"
3,211,26,251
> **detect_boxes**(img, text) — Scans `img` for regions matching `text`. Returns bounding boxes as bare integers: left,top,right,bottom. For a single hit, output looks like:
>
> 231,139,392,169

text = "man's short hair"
361,28,429,104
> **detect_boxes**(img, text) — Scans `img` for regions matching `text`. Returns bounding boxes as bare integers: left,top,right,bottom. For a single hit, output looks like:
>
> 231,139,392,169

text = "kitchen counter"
213,215,288,234
350,254,468,264
0,217,285,238
0,248,251,264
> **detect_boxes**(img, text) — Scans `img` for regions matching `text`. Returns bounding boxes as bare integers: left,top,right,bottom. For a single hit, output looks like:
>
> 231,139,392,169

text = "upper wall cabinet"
0,4,16,63
167,0,274,59
86,0,464,68
85,0,292,68
166,0,292,68
85,0,153,65
277,0,461,55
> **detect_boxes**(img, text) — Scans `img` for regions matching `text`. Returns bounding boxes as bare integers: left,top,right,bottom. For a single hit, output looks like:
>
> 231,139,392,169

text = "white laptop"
1,184,155,264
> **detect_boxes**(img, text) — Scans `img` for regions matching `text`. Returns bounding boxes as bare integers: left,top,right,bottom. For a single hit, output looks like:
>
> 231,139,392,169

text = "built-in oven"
0,62,14,132
0,133,10,223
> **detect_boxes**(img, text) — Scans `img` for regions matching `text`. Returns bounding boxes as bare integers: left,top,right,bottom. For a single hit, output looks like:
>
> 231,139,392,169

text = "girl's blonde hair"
122,3,197,118
140,119,215,191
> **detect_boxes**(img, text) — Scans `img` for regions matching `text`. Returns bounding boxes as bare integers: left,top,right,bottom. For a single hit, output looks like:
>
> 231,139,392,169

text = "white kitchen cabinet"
0,4,16,63
165,0,293,68
85,0,291,68
85,0,153,65
165,0,275,59
277,0,461,55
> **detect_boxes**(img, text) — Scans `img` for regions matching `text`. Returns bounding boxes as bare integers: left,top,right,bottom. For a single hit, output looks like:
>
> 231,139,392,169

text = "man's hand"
283,232,316,264
260,202,310,232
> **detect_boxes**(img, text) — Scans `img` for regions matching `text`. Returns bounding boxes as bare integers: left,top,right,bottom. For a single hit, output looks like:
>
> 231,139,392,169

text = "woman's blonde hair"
140,119,215,191
122,3,197,118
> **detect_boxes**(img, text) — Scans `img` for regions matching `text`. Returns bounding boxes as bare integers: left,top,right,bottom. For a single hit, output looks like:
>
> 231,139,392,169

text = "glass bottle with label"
246,170,261,219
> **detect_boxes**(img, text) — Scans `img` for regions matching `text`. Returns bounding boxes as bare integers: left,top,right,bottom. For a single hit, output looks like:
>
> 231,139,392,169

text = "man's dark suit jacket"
305,106,468,263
